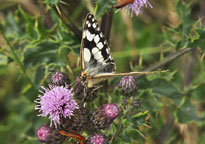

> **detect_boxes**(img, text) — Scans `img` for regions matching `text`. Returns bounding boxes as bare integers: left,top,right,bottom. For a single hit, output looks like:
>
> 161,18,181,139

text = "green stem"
111,104,132,143
1,29,36,90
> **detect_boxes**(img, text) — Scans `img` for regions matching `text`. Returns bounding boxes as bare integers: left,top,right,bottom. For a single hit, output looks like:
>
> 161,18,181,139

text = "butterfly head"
80,72,90,83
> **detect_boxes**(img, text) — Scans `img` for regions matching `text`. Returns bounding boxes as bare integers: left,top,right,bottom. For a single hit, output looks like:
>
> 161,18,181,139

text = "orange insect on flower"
114,0,134,9
59,130,86,144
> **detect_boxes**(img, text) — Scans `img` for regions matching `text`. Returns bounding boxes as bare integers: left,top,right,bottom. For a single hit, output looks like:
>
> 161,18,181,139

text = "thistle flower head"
87,133,108,144
118,76,138,97
36,124,66,144
36,125,52,143
126,0,152,17
103,104,119,119
73,75,98,102
35,85,78,127
91,104,119,130
60,104,88,131
50,71,70,86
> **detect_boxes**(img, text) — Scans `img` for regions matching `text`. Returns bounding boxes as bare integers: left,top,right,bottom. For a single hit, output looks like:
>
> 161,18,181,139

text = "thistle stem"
111,104,132,143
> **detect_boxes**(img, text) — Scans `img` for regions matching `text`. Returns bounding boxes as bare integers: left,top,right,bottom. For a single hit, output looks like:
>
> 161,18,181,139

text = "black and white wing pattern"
80,13,167,88
81,13,116,76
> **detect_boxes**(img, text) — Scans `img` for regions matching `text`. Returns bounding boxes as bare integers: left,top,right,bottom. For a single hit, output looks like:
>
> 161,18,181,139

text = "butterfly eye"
80,73,87,82
82,75,86,81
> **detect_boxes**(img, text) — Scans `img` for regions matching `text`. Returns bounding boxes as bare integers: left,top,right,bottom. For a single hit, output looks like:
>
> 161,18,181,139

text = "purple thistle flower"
126,0,152,16
90,104,119,130
36,125,51,143
103,104,119,119
87,133,108,144
36,124,66,144
35,85,78,127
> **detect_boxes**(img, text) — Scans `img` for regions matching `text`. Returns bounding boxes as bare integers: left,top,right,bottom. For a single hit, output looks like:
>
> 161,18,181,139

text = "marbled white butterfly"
80,13,165,88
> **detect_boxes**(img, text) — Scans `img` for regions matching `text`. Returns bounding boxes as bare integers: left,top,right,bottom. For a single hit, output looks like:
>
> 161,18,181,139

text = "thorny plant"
0,0,204,144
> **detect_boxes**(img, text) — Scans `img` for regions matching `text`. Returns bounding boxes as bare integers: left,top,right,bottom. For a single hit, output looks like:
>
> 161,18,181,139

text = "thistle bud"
50,72,70,86
118,76,138,97
132,99,141,109
60,105,88,132
91,104,119,130
122,98,128,106
86,133,108,144
36,125,66,144
73,76,98,102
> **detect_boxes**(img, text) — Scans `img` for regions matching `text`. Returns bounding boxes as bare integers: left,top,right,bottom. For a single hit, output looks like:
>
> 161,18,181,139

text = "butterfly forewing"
80,13,167,88
81,14,116,76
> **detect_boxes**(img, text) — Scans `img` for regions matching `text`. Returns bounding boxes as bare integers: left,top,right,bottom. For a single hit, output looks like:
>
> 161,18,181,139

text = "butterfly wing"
80,13,116,76
92,70,168,79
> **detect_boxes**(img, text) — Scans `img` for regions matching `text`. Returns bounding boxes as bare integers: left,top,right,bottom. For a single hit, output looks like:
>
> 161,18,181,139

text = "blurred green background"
0,0,204,144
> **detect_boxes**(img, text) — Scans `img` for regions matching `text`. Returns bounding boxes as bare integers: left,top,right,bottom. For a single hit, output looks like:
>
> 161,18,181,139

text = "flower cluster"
34,2,151,141
35,72,122,144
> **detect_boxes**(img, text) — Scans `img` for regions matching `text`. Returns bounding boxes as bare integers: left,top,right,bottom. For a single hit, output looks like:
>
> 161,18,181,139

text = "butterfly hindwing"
81,14,116,76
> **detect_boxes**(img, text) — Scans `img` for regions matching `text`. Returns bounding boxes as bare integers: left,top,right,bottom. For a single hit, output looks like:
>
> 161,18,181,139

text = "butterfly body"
80,71,114,88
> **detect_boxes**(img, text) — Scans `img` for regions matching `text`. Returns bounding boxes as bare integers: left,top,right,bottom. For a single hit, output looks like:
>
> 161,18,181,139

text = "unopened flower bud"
50,72,70,86
122,98,128,105
118,76,138,97
132,99,141,109
73,76,98,102
60,105,88,132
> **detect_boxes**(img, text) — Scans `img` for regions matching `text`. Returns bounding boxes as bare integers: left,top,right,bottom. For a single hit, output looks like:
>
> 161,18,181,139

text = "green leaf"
127,128,145,140
34,66,45,86
0,54,8,65
44,0,61,5
94,0,114,17
23,40,61,68
150,79,183,105
58,46,72,63
175,97,199,123
133,110,149,118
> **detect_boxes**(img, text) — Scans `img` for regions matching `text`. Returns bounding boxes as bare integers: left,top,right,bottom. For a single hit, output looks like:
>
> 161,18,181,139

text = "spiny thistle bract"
132,98,141,109
90,104,119,130
118,76,138,97
50,71,70,86
73,75,98,102
60,104,88,132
